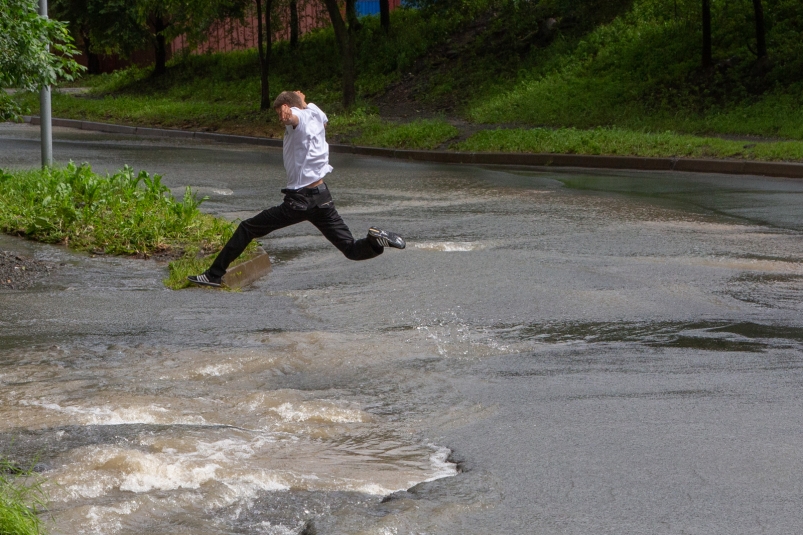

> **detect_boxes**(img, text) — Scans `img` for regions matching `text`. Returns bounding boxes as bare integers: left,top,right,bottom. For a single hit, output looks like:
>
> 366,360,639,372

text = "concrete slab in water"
221,247,272,289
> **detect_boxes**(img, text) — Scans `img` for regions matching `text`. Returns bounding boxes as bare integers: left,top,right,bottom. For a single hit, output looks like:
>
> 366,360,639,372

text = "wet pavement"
1,122,803,534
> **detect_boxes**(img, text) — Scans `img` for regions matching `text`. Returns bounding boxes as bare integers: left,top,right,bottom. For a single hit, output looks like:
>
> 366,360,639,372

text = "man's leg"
202,204,303,282
309,204,390,261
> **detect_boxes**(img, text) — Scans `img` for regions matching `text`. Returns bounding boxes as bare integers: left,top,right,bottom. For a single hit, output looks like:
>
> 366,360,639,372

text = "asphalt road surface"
2,123,803,535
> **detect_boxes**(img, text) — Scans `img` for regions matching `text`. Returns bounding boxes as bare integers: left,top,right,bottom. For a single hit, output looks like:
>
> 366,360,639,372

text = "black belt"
282,183,327,195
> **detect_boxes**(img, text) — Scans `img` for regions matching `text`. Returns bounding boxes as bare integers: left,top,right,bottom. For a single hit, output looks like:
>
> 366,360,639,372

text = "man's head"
272,91,304,111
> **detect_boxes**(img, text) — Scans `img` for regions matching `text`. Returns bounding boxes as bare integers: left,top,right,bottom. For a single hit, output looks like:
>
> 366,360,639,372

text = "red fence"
73,1,403,73
172,0,403,55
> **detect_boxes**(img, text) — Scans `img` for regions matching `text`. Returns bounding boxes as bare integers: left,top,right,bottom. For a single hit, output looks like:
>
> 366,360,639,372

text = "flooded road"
2,123,803,534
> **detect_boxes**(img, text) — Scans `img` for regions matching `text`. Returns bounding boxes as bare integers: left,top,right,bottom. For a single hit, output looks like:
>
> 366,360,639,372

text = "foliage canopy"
0,0,83,119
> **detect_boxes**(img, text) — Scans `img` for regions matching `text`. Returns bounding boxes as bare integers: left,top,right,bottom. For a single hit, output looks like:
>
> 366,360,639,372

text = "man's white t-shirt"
283,103,333,189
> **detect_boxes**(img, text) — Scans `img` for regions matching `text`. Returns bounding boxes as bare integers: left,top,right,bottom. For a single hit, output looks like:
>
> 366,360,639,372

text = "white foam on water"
270,401,372,423
19,399,207,426
185,186,234,196
196,363,236,377
424,446,458,483
118,456,220,493
83,500,140,535
50,443,291,502
255,521,303,535
413,241,485,252
356,483,398,495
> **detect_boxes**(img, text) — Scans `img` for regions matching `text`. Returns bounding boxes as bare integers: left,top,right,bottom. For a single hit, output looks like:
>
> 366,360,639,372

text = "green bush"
0,163,230,255
0,164,256,289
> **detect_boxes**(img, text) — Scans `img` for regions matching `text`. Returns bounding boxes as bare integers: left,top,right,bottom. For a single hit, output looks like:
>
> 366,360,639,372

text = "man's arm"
278,104,299,128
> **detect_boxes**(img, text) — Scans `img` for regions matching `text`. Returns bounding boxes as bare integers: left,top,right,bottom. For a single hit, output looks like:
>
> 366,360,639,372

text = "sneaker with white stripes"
368,227,406,249
187,272,223,288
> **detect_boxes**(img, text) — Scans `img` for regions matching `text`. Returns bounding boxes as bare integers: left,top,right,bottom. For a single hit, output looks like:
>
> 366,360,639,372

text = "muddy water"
2,123,803,534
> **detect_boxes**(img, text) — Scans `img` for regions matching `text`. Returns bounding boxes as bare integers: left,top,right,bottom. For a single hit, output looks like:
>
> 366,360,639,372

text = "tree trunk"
81,32,101,75
346,0,361,32
153,16,168,76
256,0,273,109
701,0,712,69
290,0,299,49
322,0,357,108
752,0,767,59
87,52,101,75
380,0,390,33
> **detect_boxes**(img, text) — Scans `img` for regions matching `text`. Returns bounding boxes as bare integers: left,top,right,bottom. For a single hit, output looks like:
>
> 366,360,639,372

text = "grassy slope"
15,9,458,140
13,0,803,161
465,0,803,139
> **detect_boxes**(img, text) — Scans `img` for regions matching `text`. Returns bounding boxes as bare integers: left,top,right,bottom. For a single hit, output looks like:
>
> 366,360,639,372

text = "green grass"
456,127,803,161
333,113,459,149
164,255,217,289
13,0,803,160
0,459,47,535
0,163,255,290
163,247,255,290
13,7,459,137
465,0,803,139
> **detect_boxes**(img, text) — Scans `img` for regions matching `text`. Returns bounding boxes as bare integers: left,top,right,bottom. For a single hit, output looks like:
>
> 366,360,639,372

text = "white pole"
39,0,53,168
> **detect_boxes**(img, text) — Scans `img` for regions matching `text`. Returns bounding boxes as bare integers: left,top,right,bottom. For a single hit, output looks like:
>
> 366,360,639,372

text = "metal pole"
39,0,53,168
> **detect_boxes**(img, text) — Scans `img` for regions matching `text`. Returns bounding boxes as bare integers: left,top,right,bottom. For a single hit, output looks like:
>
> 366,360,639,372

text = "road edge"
23,116,803,179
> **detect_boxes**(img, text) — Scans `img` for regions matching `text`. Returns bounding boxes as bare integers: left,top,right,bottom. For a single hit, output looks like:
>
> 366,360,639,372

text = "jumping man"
188,90,405,288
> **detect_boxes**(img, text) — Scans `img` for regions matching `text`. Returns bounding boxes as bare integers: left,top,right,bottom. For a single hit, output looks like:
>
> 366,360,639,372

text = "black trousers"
207,182,382,278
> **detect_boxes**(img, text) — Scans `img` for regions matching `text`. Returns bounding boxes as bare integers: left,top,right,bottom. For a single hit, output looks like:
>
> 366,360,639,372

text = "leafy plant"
0,458,47,535
0,163,256,289
0,0,84,120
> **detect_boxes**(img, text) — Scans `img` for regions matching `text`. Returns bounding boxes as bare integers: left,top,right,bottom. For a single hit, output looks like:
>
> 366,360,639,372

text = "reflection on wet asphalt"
1,123,803,534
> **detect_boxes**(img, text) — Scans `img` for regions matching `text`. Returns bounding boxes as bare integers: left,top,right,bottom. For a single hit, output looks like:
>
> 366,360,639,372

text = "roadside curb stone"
221,248,272,290
24,116,803,179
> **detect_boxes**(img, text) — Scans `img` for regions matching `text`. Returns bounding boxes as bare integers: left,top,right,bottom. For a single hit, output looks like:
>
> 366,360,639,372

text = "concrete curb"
24,116,803,179
221,247,272,289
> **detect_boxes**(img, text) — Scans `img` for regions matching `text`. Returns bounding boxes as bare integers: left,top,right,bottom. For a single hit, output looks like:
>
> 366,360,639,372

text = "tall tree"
51,0,102,74
701,0,712,68
54,0,248,76
752,0,767,60
322,0,359,108
289,0,299,48
0,0,83,120
379,0,389,33
133,0,249,75
255,0,274,109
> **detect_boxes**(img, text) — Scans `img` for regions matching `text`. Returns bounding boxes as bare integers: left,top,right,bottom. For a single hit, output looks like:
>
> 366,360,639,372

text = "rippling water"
2,124,803,534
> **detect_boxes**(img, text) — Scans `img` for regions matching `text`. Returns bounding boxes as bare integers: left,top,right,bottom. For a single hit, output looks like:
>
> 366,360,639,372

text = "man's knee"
341,238,382,261
238,219,265,240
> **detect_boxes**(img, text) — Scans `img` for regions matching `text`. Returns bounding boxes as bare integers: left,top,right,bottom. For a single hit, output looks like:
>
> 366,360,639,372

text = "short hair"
272,91,303,109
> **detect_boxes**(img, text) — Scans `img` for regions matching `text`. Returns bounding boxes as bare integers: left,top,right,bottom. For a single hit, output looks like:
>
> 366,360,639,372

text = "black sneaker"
368,227,406,249
187,272,222,288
